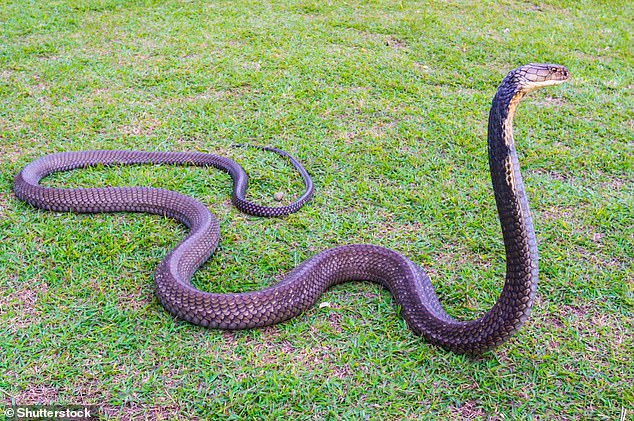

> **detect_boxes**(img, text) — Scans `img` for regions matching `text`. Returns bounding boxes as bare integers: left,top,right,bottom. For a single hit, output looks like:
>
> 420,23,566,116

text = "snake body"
14,64,568,354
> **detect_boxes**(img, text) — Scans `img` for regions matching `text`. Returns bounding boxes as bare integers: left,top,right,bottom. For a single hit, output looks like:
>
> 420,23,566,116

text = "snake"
14,63,569,355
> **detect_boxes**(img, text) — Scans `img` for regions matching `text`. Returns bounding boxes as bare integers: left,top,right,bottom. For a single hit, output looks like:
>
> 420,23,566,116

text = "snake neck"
480,78,538,337
416,77,540,353
488,79,535,264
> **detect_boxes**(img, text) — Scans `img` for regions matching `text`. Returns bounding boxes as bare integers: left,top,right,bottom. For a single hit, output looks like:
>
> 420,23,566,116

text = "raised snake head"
515,63,569,93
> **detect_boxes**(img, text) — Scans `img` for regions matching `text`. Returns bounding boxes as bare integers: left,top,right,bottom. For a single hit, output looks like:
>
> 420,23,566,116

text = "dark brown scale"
14,64,568,355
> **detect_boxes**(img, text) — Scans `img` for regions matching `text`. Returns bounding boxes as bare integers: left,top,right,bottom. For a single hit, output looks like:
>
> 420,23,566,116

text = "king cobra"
14,64,569,354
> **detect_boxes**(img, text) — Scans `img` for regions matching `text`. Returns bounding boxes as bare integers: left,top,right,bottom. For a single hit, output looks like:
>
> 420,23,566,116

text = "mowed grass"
1,0,632,419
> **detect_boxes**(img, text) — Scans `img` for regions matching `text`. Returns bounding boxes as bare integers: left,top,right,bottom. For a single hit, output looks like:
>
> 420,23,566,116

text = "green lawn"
1,0,632,419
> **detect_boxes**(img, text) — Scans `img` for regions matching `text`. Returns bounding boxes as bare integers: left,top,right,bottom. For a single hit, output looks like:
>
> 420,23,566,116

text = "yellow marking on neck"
504,92,525,146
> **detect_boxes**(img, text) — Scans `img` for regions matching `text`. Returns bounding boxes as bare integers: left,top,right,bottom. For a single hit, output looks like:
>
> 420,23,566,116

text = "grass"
1,0,632,419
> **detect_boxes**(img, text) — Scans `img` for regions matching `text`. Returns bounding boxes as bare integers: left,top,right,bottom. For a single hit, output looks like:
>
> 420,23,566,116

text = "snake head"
515,63,569,93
